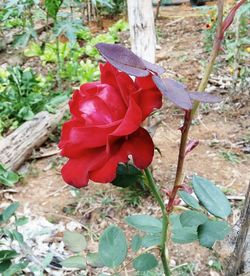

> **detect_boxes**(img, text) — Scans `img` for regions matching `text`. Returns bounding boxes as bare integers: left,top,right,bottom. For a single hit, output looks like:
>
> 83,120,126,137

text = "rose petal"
136,75,158,90
79,82,101,95
134,89,162,119
110,97,142,136
78,96,114,125
59,119,120,158
69,89,85,119
116,71,138,105
100,62,120,90
90,128,154,183
90,139,129,183
61,147,108,188
69,83,102,119
126,127,154,168
134,76,162,119
97,84,127,120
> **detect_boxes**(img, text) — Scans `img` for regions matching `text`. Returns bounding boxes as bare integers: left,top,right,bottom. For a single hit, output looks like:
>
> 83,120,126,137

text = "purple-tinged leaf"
96,43,165,77
105,58,149,77
220,0,246,40
96,43,149,77
169,79,187,90
179,184,193,194
185,139,199,156
188,92,221,103
152,76,193,110
142,59,165,75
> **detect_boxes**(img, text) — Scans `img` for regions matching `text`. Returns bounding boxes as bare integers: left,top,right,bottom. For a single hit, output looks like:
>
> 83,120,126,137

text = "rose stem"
144,168,171,276
166,110,192,213
192,0,224,114
166,0,224,213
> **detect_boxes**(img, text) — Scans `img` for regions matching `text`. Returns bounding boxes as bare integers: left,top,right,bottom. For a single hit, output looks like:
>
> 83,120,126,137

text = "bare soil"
1,3,249,276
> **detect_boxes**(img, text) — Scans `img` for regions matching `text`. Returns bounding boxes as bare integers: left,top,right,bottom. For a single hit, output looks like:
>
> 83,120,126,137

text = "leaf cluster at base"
171,175,231,248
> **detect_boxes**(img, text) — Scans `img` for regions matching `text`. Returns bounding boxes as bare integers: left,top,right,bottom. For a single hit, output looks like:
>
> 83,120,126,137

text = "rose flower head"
59,62,162,188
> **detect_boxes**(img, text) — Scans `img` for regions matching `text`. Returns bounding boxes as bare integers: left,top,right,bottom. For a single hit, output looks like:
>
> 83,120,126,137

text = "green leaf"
192,175,231,219
13,32,31,48
24,42,43,57
179,191,201,210
131,234,142,253
61,255,86,269
172,227,198,244
198,220,230,248
0,164,19,187
17,106,35,121
170,214,198,244
0,250,18,262
12,230,24,244
0,260,11,273
180,211,208,228
45,0,63,19
141,234,161,248
133,253,158,272
42,253,54,268
170,214,182,230
112,163,143,188
54,18,83,46
2,261,28,276
125,215,162,234
99,225,127,268
0,202,19,223
48,94,68,106
13,27,36,49
15,216,28,226
63,231,87,253
87,253,104,268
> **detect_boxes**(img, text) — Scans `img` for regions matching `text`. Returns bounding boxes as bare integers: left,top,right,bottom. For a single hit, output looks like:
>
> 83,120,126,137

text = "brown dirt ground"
1,3,249,276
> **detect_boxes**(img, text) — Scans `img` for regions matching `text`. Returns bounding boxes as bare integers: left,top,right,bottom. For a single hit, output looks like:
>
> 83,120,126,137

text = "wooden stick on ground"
155,0,162,21
0,103,68,171
225,183,250,275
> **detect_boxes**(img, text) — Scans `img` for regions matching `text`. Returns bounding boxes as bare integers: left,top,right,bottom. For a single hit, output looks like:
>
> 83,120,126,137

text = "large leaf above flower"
96,43,165,77
153,76,193,110
153,77,221,110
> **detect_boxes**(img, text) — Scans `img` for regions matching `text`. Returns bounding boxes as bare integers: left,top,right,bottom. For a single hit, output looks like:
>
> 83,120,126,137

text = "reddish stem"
167,110,192,213
166,0,226,213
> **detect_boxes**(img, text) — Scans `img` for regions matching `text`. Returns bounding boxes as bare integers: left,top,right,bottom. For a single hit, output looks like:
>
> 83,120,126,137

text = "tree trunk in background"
215,183,250,275
127,0,156,63
225,183,250,275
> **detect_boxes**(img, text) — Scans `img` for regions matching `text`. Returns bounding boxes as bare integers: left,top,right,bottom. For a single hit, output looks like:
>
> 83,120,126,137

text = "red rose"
59,62,162,188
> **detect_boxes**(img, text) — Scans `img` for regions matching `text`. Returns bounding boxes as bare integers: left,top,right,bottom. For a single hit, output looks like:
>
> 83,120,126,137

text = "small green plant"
220,151,241,163
95,0,126,15
0,0,41,48
112,164,150,207
172,262,196,276
0,66,66,135
224,1,250,89
208,258,223,272
0,202,29,275
108,19,128,40
23,19,127,86
121,189,143,207
203,8,217,53
0,164,20,187
203,2,250,89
